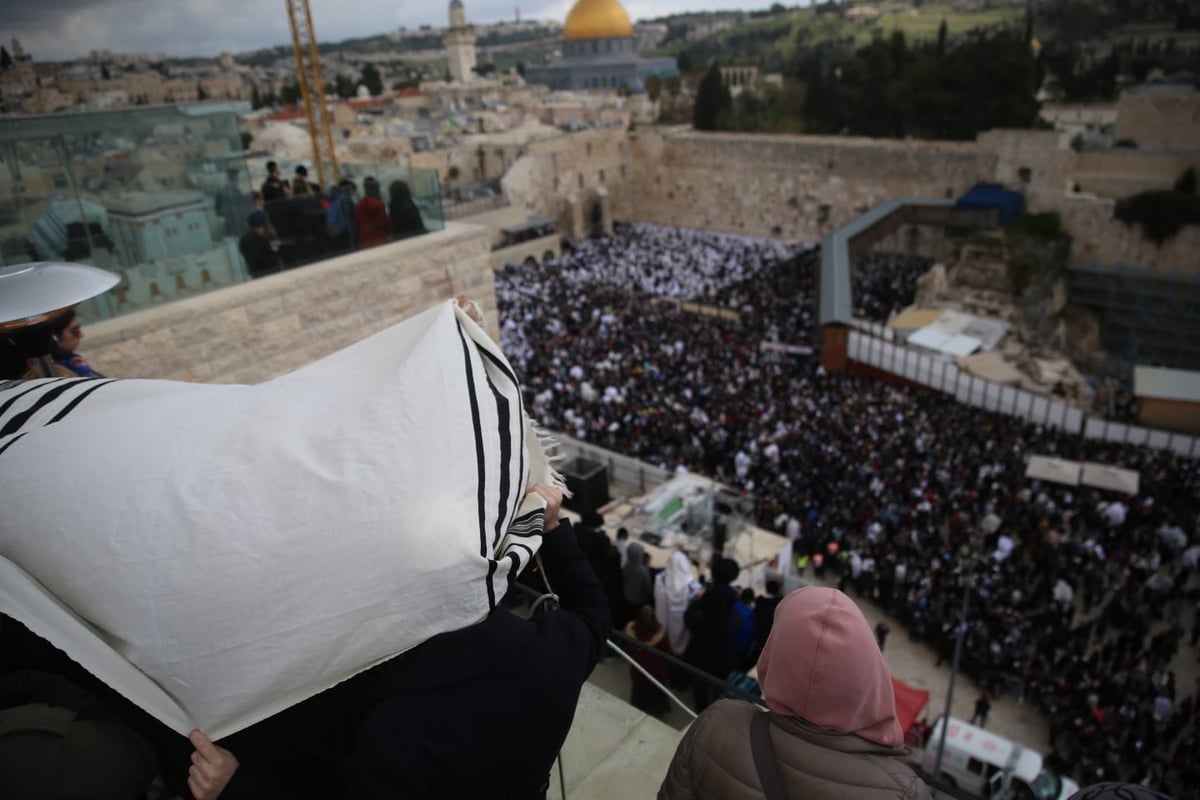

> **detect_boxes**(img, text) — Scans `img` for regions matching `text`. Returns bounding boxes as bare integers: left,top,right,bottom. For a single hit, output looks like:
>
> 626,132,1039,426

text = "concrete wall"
83,223,495,384
628,128,996,243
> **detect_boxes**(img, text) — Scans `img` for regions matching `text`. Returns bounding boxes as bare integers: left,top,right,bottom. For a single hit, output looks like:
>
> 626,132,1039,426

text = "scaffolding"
1066,263,1200,371
284,0,339,190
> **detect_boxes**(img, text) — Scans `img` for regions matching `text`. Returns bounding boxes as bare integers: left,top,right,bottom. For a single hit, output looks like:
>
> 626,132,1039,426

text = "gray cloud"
2,0,771,61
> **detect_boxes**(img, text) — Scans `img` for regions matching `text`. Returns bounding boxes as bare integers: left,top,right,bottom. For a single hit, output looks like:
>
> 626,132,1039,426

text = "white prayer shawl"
0,301,556,739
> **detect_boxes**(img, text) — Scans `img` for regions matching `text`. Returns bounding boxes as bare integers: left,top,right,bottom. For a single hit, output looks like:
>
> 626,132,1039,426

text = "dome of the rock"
562,0,634,41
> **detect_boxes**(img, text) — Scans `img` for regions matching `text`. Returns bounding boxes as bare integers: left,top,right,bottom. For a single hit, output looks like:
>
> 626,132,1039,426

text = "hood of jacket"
756,587,903,747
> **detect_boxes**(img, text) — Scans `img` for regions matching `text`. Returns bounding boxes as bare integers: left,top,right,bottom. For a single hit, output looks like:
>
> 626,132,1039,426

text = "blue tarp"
956,183,1025,228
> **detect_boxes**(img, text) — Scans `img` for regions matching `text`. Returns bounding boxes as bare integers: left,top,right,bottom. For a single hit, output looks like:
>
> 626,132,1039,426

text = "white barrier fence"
848,330,1200,458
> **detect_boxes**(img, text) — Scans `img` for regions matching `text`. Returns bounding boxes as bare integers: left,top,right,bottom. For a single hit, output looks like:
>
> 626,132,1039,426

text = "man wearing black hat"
238,211,280,279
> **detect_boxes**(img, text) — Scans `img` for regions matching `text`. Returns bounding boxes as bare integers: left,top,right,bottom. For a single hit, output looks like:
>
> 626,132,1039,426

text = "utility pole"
932,574,971,786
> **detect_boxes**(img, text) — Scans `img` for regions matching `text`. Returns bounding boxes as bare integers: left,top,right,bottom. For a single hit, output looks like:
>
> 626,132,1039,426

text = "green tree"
937,19,947,56
240,131,253,150
101,63,112,80
693,63,732,131
677,52,693,73
251,85,263,109
197,83,208,101
335,75,356,98
280,81,300,105
359,64,383,96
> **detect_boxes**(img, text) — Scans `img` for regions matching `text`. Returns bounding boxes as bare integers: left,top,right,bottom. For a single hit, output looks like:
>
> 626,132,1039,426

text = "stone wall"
628,128,996,243
504,128,635,239
1115,89,1200,151
1072,149,1200,198
82,223,495,384
977,129,1075,213
1062,196,1200,275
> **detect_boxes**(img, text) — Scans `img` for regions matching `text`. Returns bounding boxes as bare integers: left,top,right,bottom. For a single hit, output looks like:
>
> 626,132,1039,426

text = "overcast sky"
1,0,780,61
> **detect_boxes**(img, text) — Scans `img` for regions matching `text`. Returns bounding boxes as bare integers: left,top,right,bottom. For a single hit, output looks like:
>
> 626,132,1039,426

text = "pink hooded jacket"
658,587,928,800
757,586,904,747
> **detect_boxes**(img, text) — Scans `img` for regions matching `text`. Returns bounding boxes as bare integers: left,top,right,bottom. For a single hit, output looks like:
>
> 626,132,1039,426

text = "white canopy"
1081,462,1140,495
1025,455,1082,486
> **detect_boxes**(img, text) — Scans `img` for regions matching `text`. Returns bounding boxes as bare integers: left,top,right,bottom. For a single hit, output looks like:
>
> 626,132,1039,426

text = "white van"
918,716,1079,800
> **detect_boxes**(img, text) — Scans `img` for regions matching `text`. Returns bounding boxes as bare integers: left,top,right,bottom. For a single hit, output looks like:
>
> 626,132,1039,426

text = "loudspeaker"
560,456,610,514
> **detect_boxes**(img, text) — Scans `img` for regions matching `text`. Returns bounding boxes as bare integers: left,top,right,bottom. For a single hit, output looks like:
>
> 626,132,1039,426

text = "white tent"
1025,455,1082,487
908,326,982,358
1081,462,1140,495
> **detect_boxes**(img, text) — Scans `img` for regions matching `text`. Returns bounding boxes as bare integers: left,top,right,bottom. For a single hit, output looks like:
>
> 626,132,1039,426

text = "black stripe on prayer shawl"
485,558,498,610
480,347,528,531
457,321,495,609
506,510,544,539
0,379,93,438
503,550,523,590
0,432,27,458
46,380,116,425
483,372,513,550
0,379,85,423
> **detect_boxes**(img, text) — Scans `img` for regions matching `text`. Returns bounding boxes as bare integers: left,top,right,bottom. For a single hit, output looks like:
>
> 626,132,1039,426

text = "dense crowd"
495,223,1200,796
852,251,933,322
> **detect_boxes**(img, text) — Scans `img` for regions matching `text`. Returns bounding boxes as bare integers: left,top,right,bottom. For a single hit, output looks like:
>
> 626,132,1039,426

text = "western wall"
80,124,1199,379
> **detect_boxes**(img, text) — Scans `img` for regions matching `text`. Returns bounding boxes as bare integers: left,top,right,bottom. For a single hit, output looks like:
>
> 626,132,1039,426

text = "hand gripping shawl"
0,300,557,739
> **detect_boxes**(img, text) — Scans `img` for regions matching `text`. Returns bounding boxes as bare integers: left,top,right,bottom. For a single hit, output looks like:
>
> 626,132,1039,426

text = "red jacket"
355,196,390,249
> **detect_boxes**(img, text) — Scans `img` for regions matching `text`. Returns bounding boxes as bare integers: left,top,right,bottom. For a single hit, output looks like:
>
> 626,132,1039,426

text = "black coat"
169,520,610,800
238,231,278,278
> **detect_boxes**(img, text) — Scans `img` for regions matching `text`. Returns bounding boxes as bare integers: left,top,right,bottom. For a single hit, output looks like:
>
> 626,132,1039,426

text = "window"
1018,166,1032,183
599,169,605,183
967,758,984,775
53,174,68,189
577,174,584,189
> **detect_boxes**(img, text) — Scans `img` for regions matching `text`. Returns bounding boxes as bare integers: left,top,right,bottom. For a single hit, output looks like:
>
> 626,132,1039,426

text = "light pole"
932,539,980,789
932,576,970,785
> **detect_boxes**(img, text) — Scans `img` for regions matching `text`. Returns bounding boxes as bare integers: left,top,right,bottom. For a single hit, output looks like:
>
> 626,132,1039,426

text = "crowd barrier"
848,330,1200,458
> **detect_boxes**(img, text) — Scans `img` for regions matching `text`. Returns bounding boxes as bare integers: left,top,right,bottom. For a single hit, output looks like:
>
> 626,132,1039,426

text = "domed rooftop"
562,0,633,41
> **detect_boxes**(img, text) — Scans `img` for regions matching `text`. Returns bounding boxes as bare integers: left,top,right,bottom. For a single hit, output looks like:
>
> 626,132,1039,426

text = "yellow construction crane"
284,0,340,190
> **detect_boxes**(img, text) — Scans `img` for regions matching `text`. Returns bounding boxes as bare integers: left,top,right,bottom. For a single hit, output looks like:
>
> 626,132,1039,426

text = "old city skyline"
0,0,780,61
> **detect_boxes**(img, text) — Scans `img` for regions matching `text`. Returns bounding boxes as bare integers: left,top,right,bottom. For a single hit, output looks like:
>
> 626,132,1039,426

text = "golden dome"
562,0,633,41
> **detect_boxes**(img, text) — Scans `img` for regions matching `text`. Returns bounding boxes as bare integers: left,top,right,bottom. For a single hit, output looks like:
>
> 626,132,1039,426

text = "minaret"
444,0,477,83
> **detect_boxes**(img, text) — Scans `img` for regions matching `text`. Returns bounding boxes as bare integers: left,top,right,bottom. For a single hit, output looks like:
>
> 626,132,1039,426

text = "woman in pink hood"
658,586,930,799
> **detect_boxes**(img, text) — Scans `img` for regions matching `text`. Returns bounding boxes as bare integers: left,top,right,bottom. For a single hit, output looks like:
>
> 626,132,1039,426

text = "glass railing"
0,103,443,323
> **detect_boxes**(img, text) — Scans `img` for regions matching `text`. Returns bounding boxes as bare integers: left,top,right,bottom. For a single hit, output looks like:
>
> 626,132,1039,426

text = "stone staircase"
548,682,684,800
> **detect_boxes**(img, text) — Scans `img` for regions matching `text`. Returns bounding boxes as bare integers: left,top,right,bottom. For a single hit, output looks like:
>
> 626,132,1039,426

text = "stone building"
444,0,478,84
1114,74,1200,151
523,0,676,91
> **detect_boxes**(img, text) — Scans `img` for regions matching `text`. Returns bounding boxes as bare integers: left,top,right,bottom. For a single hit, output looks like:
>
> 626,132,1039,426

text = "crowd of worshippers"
852,251,932,322
569,517,785,718
495,223,1200,796
231,162,428,278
